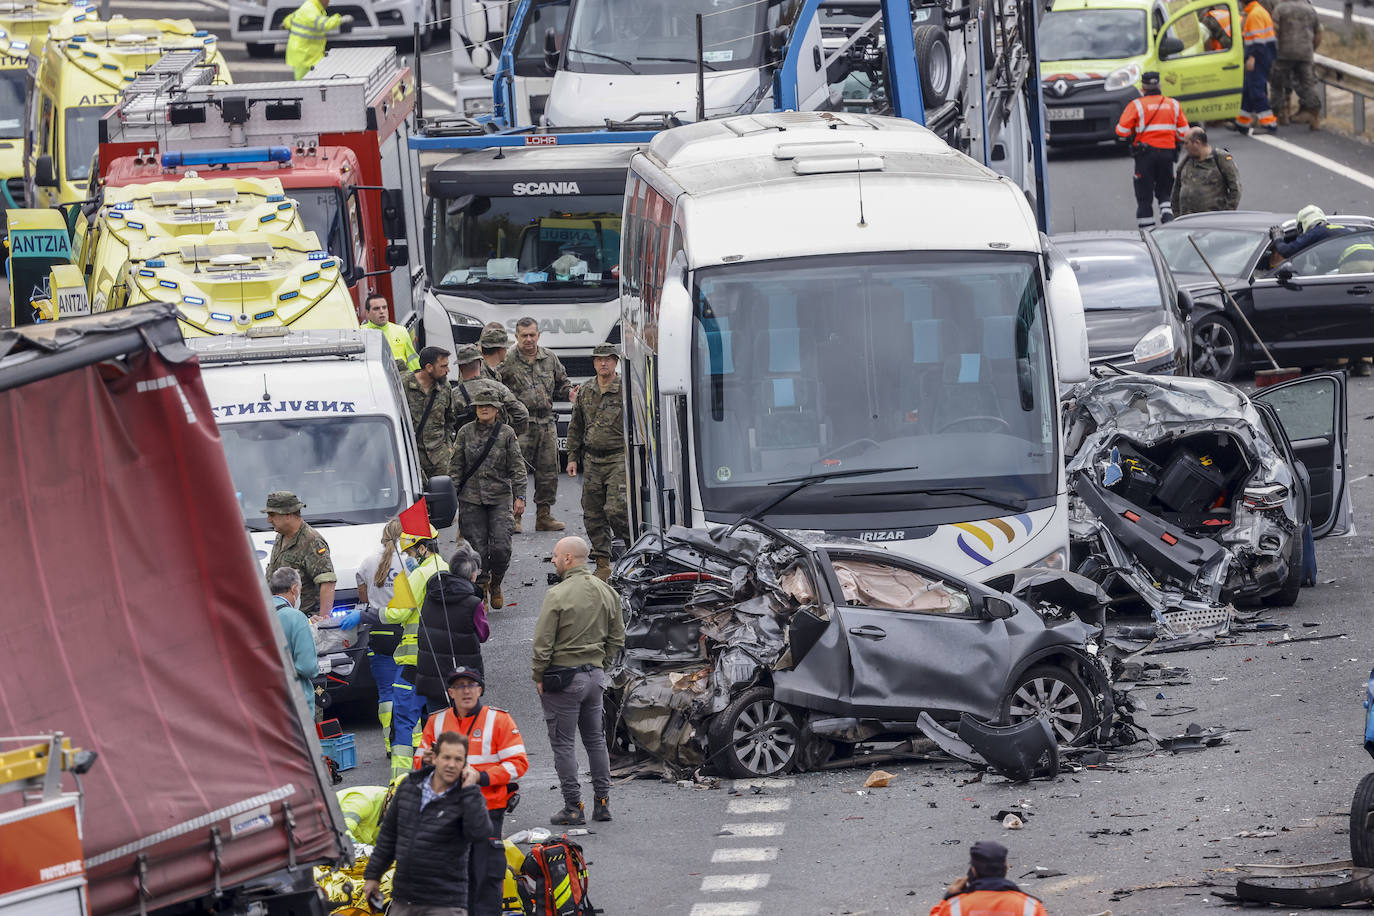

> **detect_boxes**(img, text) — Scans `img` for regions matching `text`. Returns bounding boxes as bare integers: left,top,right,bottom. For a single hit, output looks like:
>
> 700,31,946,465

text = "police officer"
1115,72,1190,228
451,390,527,609
500,317,573,533
264,491,337,619
283,0,352,79
1172,127,1242,216
454,344,529,435
386,525,448,778
1270,0,1322,128
363,295,420,373
405,346,459,482
929,841,1047,916
479,326,510,382
566,343,629,581
1237,0,1279,133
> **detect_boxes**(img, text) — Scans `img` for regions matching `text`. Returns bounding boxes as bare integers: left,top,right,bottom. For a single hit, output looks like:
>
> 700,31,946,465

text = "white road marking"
701,874,771,893
424,85,457,105
725,797,790,815
719,822,786,837
1253,134,1374,193
711,847,779,863
689,904,761,916
731,777,794,790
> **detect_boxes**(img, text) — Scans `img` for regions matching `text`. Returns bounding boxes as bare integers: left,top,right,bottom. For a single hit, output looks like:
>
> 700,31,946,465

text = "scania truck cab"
73,173,304,312
113,228,361,335
621,112,1088,580
25,17,232,207
419,141,638,440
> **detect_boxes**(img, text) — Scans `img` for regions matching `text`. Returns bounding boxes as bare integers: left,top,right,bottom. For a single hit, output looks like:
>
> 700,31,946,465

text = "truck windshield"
563,0,780,74
219,417,405,530
691,252,1058,519
290,187,355,278
64,105,104,180
1039,9,1147,61
427,192,621,298
0,69,22,139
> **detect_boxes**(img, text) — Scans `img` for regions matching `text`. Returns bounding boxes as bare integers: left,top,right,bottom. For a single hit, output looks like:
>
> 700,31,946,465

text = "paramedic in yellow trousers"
386,525,448,779
284,0,354,79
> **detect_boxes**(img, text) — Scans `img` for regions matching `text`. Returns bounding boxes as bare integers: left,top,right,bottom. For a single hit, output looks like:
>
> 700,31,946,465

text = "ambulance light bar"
161,147,293,168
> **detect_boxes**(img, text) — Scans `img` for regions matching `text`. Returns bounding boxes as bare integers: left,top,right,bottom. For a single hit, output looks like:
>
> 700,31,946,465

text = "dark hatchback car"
1055,231,1191,374
1152,210,1374,381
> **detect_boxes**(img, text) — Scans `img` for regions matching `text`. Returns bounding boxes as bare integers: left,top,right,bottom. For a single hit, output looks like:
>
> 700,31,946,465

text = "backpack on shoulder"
518,836,599,915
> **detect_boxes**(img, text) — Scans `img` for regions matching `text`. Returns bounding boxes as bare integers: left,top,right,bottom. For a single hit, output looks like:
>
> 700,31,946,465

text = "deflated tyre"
999,665,1097,745
708,686,800,777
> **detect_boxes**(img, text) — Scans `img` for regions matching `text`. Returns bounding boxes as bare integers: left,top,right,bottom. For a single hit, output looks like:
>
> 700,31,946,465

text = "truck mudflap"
0,305,349,915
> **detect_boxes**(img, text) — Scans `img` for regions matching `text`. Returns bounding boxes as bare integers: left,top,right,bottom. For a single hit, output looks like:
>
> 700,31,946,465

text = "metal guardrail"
1314,53,1374,134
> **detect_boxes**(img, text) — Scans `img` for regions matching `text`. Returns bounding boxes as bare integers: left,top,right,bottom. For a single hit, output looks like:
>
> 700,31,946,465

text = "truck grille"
562,356,594,379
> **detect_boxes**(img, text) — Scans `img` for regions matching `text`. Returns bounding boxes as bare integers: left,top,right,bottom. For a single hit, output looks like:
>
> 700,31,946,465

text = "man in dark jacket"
363,731,492,915
415,544,489,712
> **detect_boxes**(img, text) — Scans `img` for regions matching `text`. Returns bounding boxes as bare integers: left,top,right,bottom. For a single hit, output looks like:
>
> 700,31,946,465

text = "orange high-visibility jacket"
1115,93,1190,148
930,889,1049,916
416,704,528,811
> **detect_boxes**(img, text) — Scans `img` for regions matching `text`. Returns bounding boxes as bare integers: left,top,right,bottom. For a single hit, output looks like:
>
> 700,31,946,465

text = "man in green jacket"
532,536,625,826
363,295,420,372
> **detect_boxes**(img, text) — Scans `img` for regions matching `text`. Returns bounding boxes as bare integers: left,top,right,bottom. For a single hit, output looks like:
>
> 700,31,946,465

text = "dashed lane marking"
701,874,771,893
725,797,791,815
689,904,761,916
719,822,785,838
711,847,779,863
1253,134,1374,194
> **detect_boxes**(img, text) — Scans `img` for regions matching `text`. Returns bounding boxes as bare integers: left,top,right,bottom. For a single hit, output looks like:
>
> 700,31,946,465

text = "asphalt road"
32,7,1374,913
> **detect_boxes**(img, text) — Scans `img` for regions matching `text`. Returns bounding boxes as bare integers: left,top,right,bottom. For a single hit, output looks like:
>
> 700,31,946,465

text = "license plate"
557,437,568,451
1047,107,1085,121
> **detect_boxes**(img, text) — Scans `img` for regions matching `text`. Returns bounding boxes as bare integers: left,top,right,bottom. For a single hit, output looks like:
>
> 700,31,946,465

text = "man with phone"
928,841,1047,915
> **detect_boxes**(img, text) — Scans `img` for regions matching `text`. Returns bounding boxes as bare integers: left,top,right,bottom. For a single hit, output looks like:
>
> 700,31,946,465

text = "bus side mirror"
657,279,693,396
35,155,56,188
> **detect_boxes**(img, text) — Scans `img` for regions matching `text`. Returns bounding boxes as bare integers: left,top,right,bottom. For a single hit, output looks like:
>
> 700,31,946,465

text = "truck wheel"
1192,315,1240,382
246,42,275,58
914,26,952,108
707,686,800,777
1351,773,1374,866
999,665,1097,745
1262,531,1304,608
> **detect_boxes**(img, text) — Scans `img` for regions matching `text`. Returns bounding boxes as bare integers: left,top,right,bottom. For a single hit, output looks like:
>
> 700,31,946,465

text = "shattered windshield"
427,192,621,299
218,417,404,531
563,0,784,74
692,252,1058,518
1152,226,1265,282
1039,9,1147,61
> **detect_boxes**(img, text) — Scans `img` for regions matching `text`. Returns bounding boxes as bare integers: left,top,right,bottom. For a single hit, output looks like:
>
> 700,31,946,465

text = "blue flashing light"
107,211,124,220
82,50,96,58
254,310,276,320
266,194,285,202
127,221,144,230
308,250,327,260
183,295,205,305
302,271,319,282
276,202,291,210
70,34,86,41
259,214,275,223
12,40,26,50
210,312,234,322
160,147,292,169
203,36,215,43
103,63,117,71
320,259,335,270
278,290,299,301
138,269,155,277
114,201,133,210
159,280,178,289
194,29,207,36
146,258,165,267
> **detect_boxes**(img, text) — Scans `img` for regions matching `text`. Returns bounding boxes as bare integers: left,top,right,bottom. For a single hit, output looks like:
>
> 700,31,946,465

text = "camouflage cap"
592,343,620,359
479,327,511,350
471,390,504,408
455,343,482,364
263,491,304,514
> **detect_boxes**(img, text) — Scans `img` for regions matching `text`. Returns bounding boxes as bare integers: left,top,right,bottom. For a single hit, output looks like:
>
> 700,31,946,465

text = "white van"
187,327,457,706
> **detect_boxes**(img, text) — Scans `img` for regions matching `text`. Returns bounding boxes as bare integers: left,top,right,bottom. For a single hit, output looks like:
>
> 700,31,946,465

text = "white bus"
620,111,1088,580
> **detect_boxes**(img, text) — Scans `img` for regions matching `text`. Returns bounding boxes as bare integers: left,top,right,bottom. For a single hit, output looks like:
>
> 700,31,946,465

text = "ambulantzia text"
211,400,358,417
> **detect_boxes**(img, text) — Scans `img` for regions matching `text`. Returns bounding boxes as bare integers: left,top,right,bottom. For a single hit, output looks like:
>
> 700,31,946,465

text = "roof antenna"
855,158,868,229
261,372,271,402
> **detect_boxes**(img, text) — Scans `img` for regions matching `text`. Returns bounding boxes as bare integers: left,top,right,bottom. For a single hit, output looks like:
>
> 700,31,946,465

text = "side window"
1165,4,1232,58
830,557,974,616
1288,231,1374,276
38,96,54,156
347,190,365,268
1255,376,1337,443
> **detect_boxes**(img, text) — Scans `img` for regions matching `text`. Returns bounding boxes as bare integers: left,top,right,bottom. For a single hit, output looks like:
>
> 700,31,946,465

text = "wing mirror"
386,243,409,268
983,596,1016,620
543,27,560,75
424,475,458,528
1176,288,1193,317
35,154,57,188
1159,35,1184,58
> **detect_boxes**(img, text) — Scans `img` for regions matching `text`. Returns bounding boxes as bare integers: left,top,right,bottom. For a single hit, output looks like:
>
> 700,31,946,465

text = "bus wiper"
305,516,353,526
716,465,920,540
879,486,1028,513
567,47,639,73
636,55,718,71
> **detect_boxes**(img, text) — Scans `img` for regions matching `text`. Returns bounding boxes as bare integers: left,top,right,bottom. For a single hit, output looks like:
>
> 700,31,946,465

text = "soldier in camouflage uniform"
450,390,527,609
565,344,629,581
404,346,458,481
453,343,529,435
1270,0,1322,127
501,317,573,532
479,326,509,382
1172,127,1242,216
264,490,337,618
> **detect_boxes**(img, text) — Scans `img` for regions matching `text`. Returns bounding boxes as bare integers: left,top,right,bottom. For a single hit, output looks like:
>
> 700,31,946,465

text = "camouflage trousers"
458,500,514,589
580,455,629,560
1270,59,1321,114
518,418,560,506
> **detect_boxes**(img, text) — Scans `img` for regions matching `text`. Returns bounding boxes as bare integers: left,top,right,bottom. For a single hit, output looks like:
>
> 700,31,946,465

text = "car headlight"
1105,64,1141,92
1132,323,1174,364
463,97,494,117
1028,548,1067,570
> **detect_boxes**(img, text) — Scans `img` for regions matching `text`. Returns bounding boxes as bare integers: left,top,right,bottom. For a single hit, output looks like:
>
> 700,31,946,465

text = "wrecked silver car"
1064,373,1349,627
608,522,1113,778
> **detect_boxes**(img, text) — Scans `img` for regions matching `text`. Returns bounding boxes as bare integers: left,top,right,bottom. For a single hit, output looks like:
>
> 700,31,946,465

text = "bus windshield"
563,0,783,75
428,192,621,299
691,252,1058,519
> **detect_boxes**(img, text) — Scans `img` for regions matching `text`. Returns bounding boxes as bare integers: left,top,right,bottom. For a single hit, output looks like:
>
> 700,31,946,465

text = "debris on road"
1234,871,1374,907
862,770,895,788
916,712,1060,783
1157,724,1230,752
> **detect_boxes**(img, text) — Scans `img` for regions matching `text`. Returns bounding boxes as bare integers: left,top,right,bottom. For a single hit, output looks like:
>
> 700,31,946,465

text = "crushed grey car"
1063,373,1349,629
608,522,1113,778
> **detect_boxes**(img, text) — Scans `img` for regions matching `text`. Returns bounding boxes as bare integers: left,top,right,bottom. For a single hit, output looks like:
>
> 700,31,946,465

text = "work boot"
1298,107,1321,130
594,557,612,581
536,505,565,531
593,796,612,822
551,802,586,826
1276,108,1290,126
489,578,505,609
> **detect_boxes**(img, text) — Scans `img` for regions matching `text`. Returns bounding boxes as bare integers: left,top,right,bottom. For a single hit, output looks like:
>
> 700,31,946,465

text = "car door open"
1252,371,1349,537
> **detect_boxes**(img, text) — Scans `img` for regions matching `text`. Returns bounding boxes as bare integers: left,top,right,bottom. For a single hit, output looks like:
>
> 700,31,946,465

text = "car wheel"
1000,665,1097,745
1352,773,1374,867
246,42,275,58
1192,315,1240,382
707,686,800,777
914,26,952,108
1262,531,1304,608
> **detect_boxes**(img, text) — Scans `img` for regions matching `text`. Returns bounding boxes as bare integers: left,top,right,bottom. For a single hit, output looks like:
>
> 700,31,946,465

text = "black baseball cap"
447,666,484,687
